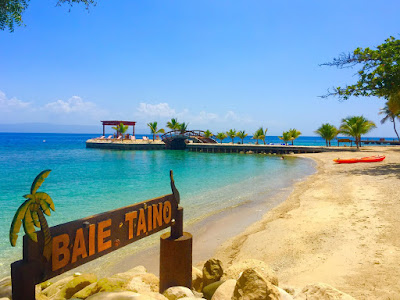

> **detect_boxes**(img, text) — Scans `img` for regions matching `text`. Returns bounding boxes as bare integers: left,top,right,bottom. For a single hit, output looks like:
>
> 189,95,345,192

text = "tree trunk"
37,209,52,261
392,117,400,141
325,139,328,147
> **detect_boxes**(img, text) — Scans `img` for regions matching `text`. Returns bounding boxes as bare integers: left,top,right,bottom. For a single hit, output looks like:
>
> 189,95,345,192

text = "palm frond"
36,192,55,211
9,199,32,246
23,208,38,243
31,170,51,194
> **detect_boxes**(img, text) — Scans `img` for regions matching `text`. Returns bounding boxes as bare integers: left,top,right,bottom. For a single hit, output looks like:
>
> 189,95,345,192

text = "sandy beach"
213,146,400,299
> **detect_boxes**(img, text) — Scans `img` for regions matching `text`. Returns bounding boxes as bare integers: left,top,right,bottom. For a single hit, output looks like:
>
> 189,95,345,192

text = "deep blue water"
0,132,320,276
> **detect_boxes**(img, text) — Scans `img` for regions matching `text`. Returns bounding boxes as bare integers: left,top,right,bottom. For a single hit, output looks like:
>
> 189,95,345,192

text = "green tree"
112,122,129,140
9,170,55,261
203,130,213,138
379,102,400,141
147,121,165,141
321,36,400,100
236,130,248,144
278,131,293,146
315,123,338,146
178,122,188,134
166,118,180,131
339,116,376,150
252,127,266,144
215,132,227,144
1,0,96,32
226,129,237,143
288,128,301,145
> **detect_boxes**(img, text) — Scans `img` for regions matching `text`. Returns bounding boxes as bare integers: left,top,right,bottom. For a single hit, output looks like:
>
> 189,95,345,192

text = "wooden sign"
11,170,189,300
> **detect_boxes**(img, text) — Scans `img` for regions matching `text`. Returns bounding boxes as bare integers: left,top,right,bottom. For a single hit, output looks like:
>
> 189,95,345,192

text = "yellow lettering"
125,211,138,240
98,219,112,252
137,208,147,236
71,228,88,263
152,203,163,229
52,234,70,271
88,224,95,256
163,201,172,224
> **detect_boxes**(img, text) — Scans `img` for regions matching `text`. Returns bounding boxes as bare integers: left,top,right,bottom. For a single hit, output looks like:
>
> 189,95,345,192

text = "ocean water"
0,133,318,277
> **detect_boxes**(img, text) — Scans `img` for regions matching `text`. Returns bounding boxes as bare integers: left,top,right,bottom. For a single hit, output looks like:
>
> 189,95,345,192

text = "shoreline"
214,146,400,298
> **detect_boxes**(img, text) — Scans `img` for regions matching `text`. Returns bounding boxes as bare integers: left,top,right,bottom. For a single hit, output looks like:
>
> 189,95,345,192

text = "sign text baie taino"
10,169,191,300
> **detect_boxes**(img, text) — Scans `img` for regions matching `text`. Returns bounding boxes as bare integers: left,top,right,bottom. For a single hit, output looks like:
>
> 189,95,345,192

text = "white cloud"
0,91,31,112
44,96,97,114
137,102,176,118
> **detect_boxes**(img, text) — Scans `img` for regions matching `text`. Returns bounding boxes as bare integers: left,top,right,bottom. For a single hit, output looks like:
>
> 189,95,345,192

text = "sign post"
10,170,191,300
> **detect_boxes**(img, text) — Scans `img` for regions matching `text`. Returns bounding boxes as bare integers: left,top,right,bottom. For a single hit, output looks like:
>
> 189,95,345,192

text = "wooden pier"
186,143,355,154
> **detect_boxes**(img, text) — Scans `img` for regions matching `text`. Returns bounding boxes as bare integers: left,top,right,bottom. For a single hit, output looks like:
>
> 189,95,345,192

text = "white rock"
163,286,195,300
294,283,355,300
211,279,236,300
192,267,203,292
276,286,294,300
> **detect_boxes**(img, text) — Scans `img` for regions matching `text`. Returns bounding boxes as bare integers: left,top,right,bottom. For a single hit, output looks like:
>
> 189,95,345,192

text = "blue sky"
1,0,399,136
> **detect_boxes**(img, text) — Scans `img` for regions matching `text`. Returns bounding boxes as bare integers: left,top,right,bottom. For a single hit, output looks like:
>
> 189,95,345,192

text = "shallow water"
0,133,315,277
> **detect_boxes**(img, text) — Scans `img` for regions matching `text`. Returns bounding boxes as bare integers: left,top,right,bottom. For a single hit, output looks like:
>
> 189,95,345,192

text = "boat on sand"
333,155,386,164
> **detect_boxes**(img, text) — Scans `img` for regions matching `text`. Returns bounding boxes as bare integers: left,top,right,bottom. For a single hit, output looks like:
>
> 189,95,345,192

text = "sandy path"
214,147,400,299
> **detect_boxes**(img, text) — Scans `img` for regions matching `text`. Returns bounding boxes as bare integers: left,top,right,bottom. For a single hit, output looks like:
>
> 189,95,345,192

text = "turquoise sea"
0,132,320,277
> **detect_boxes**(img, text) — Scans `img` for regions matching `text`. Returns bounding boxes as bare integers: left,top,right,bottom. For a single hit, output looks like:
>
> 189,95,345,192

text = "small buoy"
43,140,46,143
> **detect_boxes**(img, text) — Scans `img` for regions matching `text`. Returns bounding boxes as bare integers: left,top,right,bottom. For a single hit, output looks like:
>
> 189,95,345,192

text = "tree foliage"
252,127,267,145
203,130,212,138
226,129,237,143
166,118,180,130
379,102,400,141
278,131,293,146
315,123,338,146
1,0,96,32
339,116,376,150
321,36,400,100
288,128,301,145
147,121,165,141
215,132,227,144
236,130,248,144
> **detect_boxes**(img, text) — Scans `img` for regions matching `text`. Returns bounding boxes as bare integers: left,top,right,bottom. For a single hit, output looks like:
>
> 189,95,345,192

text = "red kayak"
333,155,386,164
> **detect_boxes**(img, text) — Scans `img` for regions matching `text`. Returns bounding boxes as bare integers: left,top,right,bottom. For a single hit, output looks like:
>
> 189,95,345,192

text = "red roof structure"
101,120,136,136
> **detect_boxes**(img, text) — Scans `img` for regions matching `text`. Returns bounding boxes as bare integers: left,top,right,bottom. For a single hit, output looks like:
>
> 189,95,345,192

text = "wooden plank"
23,194,178,282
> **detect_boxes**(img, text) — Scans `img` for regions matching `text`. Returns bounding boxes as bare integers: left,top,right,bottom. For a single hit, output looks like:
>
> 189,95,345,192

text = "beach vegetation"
339,116,376,150
1,0,96,32
289,128,301,145
321,36,400,100
226,129,237,143
178,122,189,134
315,123,338,146
379,102,400,141
112,123,129,140
204,130,213,138
215,132,227,144
278,131,293,146
252,127,267,144
236,130,248,144
147,121,165,141
9,170,55,261
166,118,180,131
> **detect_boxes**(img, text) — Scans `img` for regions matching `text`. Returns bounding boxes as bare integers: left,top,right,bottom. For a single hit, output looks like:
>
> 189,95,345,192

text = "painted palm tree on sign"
288,129,301,145
278,131,293,146
147,122,165,141
226,129,237,144
10,170,55,261
166,118,180,131
339,116,376,150
215,132,227,144
379,102,400,141
236,130,248,144
315,123,338,146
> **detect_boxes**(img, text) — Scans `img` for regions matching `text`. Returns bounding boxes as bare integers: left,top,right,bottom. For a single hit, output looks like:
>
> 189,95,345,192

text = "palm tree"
379,102,400,141
204,130,213,138
215,132,227,144
10,170,55,261
166,118,180,131
226,129,237,143
339,116,376,150
178,122,189,134
252,127,266,144
147,122,165,141
289,129,301,145
236,130,248,144
112,123,129,140
315,123,338,146
279,131,293,146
